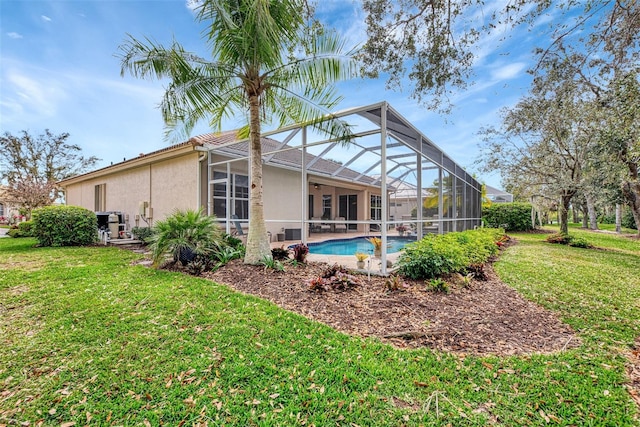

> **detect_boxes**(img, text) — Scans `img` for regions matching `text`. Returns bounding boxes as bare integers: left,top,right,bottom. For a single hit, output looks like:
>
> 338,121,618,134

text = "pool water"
305,236,417,255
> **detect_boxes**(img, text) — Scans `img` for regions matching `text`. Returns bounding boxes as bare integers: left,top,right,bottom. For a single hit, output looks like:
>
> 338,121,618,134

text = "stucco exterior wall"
63,151,201,229
263,165,303,237
149,155,201,222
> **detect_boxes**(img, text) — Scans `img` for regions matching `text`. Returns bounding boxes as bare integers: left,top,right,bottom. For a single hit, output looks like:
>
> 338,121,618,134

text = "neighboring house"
58,102,482,240
0,186,20,224
485,185,514,203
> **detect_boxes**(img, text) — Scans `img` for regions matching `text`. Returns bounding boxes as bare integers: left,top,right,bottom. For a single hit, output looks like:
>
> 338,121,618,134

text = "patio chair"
231,214,244,236
310,217,322,233
334,217,347,233
319,221,331,233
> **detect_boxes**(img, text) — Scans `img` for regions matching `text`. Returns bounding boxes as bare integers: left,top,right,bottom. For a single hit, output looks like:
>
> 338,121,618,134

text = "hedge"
482,202,534,231
395,227,505,280
32,205,98,247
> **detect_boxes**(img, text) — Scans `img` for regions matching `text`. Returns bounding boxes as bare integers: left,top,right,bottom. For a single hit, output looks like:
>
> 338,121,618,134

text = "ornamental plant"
396,227,505,280
482,202,534,231
149,209,222,267
355,252,368,262
31,205,97,247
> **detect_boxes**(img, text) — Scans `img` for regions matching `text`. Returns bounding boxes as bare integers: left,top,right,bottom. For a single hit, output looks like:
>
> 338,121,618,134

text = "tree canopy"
359,1,635,111
0,130,99,215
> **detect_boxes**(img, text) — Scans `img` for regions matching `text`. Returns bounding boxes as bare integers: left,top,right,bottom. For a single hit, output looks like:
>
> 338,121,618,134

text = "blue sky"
1,0,566,189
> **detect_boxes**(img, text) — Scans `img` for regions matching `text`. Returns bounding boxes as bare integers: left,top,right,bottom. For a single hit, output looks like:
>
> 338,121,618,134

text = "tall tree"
479,63,600,234
119,0,356,264
531,3,640,233
0,130,99,216
359,1,631,111
600,74,640,236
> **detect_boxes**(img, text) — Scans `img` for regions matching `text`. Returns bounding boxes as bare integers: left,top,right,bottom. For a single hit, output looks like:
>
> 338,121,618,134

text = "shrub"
622,209,637,230
307,264,361,292
292,243,309,263
395,228,504,280
546,232,573,245
546,232,593,248
206,233,245,270
185,255,212,276
568,237,593,248
131,226,155,243
32,206,97,247
427,278,450,293
260,256,285,272
7,221,34,238
483,202,534,231
149,209,222,266
384,275,407,292
271,246,290,261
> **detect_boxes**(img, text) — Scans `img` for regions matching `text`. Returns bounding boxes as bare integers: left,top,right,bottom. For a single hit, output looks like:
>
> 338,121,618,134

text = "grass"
1,234,639,426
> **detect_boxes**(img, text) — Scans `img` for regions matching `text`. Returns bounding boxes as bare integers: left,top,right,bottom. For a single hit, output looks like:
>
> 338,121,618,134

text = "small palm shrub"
32,206,97,247
149,209,222,267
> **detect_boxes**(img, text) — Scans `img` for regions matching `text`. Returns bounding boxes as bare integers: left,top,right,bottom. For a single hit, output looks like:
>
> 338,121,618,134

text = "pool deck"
270,230,406,274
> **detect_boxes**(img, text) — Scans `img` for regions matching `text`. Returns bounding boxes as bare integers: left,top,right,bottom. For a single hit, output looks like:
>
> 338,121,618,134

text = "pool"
304,236,417,255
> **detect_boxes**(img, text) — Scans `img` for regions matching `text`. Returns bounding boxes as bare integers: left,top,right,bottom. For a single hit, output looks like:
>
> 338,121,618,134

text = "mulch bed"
203,259,580,357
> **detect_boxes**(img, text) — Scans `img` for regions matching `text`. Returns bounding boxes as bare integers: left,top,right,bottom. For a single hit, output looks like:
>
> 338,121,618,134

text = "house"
485,185,514,203
0,186,20,224
58,102,482,242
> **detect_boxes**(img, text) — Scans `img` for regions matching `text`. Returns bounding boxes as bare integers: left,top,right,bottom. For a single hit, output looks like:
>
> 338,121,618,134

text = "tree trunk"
244,94,273,264
615,203,622,233
581,202,588,228
622,180,640,237
559,193,573,234
585,192,598,230
620,151,640,236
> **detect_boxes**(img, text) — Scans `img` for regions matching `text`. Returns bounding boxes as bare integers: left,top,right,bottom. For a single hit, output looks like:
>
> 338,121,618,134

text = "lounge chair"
334,217,347,233
319,221,331,233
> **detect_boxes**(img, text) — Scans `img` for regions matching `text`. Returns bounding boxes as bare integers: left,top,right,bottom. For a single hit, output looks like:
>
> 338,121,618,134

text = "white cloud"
7,32,23,39
185,0,203,12
491,62,527,80
6,71,65,117
41,15,52,22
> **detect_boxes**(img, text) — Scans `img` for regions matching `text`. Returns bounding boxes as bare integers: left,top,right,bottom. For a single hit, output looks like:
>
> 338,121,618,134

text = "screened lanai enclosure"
195,102,481,271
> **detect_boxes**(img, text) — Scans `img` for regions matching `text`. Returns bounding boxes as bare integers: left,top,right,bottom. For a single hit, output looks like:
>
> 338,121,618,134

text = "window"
370,194,382,221
322,195,332,219
212,172,249,219
94,184,106,212
0,203,4,217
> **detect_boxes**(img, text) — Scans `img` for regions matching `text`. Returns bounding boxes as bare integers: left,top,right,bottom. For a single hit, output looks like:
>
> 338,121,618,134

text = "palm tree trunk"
244,94,273,264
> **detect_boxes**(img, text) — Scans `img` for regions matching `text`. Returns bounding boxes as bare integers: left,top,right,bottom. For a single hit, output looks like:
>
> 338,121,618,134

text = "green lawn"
1,233,639,426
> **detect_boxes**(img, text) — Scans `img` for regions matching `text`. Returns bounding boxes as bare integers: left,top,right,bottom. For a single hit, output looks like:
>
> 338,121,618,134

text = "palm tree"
118,0,356,264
